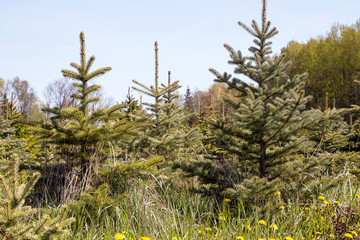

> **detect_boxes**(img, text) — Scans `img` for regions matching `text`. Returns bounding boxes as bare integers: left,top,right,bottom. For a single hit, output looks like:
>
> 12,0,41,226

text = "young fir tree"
32,32,151,178
132,42,201,166
184,86,197,127
115,88,149,155
179,0,346,206
0,158,74,240
209,0,315,178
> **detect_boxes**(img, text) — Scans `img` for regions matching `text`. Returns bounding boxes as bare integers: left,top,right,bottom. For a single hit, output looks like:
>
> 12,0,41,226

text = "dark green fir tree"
132,42,201,168
209,0,314,177
181,0,345,207
31,32,151,179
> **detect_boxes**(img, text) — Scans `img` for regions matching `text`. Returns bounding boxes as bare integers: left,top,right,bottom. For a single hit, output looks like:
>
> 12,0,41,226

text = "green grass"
66,171,360,240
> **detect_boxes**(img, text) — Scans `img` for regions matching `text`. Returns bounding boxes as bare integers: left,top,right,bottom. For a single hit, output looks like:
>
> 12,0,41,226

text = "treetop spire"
80,31,86,69
155,41,159,92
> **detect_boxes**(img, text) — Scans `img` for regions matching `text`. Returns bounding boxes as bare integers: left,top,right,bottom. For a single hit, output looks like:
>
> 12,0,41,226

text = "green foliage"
209,2,314,177
69,183,126,233
0,118,43,174
31,32,141,177
132,42,202,168
283,21,360,109
67,171,360,240
3,2,360,238
0,158,74,239
174,0,351,209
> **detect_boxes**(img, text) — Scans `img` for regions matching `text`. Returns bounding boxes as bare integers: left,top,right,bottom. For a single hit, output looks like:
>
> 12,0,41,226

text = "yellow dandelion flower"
334,201,341,205
205,227,212,231
173,237,182,240
356,194,360,198
140,237,151,240
304,207,310,211
310,205,317,210
279,206,285,210
259,238,266,240
285,237,294,240
271,223,278,230
344,233,353,238
236,237,244,240
323,200,330,205
318,196,325,200
259,220,267,226
224,198,231,203
114,233,125,240
330,234,335,238
274,190,281,195
351,231,358,237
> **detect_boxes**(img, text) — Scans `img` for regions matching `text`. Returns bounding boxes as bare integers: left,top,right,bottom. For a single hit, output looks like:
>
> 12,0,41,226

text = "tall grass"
67,170,360,240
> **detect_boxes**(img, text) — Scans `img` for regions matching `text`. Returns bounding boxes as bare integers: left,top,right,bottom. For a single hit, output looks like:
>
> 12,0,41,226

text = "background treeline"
283,21,360,111
1,1,360,239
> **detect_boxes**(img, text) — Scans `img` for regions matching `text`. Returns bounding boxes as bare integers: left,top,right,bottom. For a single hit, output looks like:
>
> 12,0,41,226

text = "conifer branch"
265,90,305,145
238,21,257,37
85,56,96,74
132,80,153,94
87,67,112,80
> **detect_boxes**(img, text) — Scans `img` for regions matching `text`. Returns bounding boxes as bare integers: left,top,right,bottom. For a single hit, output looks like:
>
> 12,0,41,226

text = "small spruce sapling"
0,158,74,239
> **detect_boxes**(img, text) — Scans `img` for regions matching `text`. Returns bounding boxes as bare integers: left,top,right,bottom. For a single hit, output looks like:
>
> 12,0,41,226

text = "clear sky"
1,0,360,104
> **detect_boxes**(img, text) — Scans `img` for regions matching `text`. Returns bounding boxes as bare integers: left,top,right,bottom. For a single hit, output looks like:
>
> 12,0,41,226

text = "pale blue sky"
1,0,360,104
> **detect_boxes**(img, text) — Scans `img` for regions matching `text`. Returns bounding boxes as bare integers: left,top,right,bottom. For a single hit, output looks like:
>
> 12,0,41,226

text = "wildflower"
351,231,358,237
274,190,281,195
330,234,335,238
259,238,266,240
246,224,251,230
140,237,151,240
304,207,310,211
224,198,231,203
236,237,244,240
323,200,330,205
344,233,353,238
114,233,125,240
318,196,325,200
271,223,278,230
205,227,212,231
259,220,267,226
279,206,285,210
315,232,322,235
356,194,360,198
285,237,294,240
219,215,225,220
334,201,341,205
310,206,317,210
173,237,182,240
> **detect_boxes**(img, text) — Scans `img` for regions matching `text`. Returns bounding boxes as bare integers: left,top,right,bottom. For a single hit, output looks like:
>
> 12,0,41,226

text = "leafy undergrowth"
66,172,360,240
